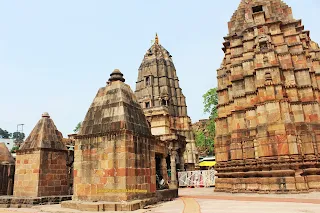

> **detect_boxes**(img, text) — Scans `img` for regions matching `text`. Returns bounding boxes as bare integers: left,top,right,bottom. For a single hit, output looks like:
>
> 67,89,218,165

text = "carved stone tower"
215,0,320,192
135,34,198,170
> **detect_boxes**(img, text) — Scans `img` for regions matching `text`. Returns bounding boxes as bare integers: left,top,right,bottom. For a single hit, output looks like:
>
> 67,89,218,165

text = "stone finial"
108,69,125,83
42,112,50,118
155,33,159,44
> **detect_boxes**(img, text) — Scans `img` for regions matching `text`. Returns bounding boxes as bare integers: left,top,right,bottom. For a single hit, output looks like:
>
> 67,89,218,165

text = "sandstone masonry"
215,0,320,192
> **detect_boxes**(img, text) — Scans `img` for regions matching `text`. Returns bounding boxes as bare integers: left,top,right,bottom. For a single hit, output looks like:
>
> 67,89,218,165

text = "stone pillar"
253,139,259,159
161,156,168,183
169,150,178,189
179,151,185,172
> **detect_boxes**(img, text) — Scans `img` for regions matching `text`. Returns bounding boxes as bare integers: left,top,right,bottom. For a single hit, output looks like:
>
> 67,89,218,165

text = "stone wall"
73,130,156,202
14,149,68,197
14,151,41,197
38,150,68,196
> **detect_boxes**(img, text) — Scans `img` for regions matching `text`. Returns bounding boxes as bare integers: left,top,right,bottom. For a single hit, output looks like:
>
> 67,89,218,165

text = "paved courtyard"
1,188,320,213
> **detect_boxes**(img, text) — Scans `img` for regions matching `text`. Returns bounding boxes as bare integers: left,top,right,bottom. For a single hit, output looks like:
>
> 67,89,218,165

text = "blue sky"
1,0,320,137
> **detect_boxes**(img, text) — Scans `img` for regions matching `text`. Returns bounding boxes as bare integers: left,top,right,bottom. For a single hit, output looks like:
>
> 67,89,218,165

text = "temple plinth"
215,0,320,193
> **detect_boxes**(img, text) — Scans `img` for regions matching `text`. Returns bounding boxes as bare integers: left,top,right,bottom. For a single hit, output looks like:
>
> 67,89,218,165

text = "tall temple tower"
135,34,198,170
215,0,320,192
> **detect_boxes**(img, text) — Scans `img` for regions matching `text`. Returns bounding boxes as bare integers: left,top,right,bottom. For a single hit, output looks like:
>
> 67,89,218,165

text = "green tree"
203,88,218,119
0,128,11,139
12,132,25,146
74,122,82,133
194,88,218,156
11,146,19,153
12,132,25,141
195,131,214,155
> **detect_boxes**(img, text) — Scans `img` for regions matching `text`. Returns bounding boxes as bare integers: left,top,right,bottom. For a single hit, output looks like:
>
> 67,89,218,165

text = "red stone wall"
73,131,156,202
38,151,68,196
13,150,68,197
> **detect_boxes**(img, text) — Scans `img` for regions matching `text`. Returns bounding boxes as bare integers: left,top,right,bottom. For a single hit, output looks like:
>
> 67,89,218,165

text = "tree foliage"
195,88,218,156
11,146,19,153
12,132,25,140
74,122,82,133
12,132,25,146
0,128,11,139
203,87,218,119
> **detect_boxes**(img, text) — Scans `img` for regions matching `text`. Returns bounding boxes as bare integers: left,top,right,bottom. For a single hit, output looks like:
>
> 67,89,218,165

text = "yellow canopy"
199,161,216,167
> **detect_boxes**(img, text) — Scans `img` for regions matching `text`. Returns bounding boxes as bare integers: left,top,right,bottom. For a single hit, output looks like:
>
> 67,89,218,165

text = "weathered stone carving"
215,0,320,193
135,34,199,170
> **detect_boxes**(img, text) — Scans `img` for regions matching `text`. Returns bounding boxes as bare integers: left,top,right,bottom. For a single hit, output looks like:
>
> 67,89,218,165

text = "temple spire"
155,33,159,44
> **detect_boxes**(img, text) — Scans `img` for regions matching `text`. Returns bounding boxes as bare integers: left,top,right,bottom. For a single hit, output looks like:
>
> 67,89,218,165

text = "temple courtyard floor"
1,188,320,213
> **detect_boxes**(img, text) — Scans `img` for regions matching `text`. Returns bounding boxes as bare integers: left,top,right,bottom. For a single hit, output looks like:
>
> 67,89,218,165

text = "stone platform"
61,189,178,212
0,195,72,208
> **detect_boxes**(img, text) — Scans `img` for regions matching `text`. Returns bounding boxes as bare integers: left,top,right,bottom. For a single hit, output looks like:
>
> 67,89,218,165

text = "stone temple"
215,0,320,192
14,112,69,197
62,70,177,211
135,34,199,171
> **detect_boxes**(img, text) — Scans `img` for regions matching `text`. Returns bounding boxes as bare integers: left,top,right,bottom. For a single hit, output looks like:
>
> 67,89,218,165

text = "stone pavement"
1,188,320,213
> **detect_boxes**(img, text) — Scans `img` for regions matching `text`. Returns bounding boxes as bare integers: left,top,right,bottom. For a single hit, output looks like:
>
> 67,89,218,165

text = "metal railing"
178,170,216,188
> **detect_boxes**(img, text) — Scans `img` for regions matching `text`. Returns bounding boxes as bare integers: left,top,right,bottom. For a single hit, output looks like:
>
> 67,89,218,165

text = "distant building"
0,139,14,152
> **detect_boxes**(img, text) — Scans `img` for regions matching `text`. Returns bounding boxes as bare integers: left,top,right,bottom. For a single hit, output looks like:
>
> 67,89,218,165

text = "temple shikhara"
215,0,320,192
135,34,199,171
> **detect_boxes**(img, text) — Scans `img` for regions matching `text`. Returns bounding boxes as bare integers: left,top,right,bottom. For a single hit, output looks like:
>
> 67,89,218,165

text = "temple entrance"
156,154,166,190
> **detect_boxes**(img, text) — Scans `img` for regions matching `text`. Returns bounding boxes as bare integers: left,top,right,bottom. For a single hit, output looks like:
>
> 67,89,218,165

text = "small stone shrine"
62,69,176,211
0,143,15,196
13,112,69,197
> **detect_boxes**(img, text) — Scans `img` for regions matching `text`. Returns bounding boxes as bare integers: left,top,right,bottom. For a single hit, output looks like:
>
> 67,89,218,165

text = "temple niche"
215,0,320,192
135,34,199,171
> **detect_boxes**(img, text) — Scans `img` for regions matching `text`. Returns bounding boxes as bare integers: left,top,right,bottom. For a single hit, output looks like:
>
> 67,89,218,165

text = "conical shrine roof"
79,69,151,136
20,113,66,151
228,0,294,35
0,142,14,164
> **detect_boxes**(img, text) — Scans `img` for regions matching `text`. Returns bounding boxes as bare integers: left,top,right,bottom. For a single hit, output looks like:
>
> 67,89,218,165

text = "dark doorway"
155,154,163,190
166,155,171,180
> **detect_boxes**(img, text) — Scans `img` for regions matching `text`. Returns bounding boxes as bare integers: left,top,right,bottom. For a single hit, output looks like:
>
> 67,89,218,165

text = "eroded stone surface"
215,0,320,192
